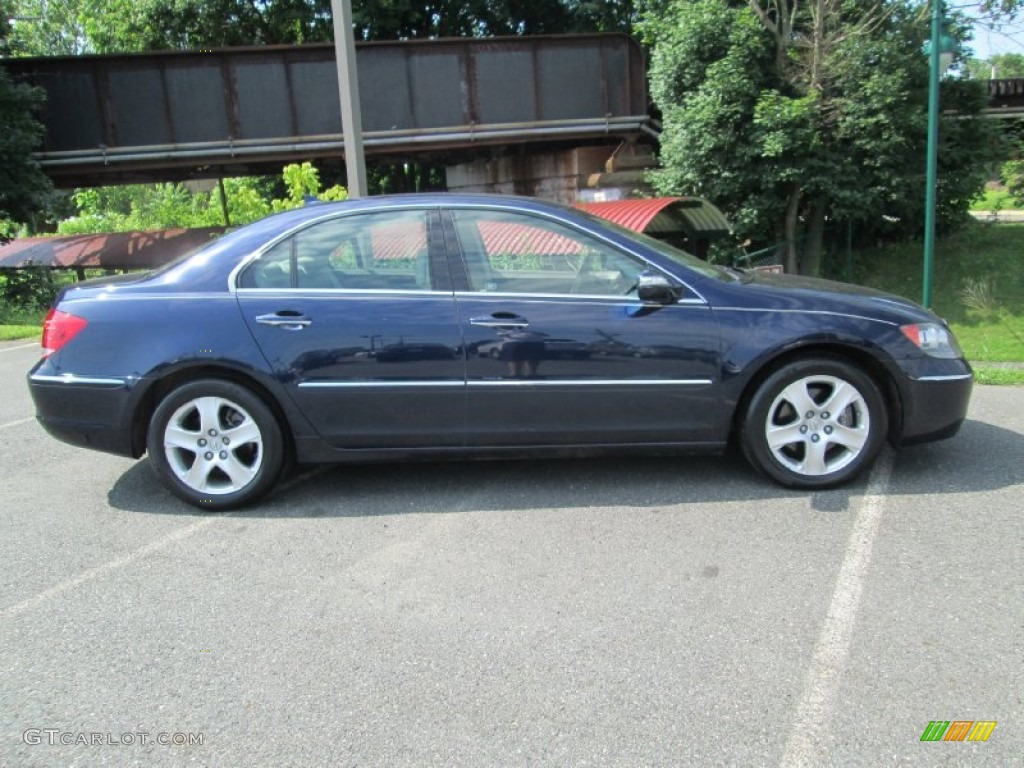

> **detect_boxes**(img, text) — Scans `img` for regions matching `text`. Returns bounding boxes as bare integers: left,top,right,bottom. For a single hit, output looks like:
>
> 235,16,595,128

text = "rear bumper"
896,367,973,446
28,372,137,457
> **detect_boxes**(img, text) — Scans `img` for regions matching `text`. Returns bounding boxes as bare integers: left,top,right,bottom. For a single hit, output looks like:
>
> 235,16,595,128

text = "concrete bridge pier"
445,142,659,205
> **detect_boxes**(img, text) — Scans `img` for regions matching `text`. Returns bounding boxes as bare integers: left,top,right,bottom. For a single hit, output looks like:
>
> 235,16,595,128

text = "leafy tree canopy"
965,53,1024,80
4,0,634,54
639,0,1001,275
0,67,54,238
56,163,346,234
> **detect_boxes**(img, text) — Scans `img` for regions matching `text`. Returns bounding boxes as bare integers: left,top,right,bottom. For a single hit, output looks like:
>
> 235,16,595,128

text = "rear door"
443,207,722,447
236,208,466,449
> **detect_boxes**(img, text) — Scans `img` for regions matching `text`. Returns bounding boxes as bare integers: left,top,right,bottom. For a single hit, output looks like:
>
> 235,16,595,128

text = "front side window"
449,209,646,297
238,210,432,290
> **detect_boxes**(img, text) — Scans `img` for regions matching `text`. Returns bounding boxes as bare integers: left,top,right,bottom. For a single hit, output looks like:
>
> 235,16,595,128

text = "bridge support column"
445,147,626,204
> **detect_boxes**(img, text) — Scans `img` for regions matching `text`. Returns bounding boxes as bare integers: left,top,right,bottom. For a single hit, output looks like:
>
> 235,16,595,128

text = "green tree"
989,53,1024,78
1005,152,1024,205
0,67,53,239
965,53,1024,80
640,0,998,275
55,164,347,234
3,0,632,53
270,162,347,212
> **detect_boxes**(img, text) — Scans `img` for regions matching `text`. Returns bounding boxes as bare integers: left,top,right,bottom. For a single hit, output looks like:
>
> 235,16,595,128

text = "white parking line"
2,514,228,618
0,417,35,430
780,451,894,768
0,342,38,353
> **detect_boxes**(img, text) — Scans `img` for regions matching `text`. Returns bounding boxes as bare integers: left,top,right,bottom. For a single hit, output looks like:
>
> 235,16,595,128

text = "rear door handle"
255,312,312,330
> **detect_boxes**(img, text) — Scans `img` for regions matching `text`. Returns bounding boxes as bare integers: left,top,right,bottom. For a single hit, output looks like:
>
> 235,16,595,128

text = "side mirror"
637,271,682,304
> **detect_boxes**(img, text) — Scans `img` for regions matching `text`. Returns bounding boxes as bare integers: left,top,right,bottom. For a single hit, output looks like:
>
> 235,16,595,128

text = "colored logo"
920,721,996,742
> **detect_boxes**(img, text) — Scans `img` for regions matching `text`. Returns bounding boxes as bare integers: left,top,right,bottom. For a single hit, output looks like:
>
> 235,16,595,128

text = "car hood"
732,270,937,325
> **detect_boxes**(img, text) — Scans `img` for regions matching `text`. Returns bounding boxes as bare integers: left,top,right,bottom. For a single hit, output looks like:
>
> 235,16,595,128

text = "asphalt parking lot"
1,338,1021,767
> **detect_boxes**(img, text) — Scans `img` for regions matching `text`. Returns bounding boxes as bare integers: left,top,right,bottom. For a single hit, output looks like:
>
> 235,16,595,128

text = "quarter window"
450,210,645,297
238,210,432,291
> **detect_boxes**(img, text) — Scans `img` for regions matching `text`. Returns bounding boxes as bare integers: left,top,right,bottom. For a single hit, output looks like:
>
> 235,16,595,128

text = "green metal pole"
922,0,942,309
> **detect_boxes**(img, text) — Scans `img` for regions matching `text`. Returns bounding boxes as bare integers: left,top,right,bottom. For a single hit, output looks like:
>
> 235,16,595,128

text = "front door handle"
470,313,529,329
255,312,312,330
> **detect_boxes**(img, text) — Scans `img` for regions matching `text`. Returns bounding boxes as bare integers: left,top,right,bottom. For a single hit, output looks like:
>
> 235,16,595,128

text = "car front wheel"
740,358,887,489
147,379,284,510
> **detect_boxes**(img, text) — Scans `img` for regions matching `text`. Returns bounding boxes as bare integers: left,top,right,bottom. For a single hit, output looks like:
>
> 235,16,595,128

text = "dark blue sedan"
28,194,973,509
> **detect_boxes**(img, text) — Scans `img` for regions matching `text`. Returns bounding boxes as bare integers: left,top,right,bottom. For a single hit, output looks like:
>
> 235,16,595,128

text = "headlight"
900,323,963,359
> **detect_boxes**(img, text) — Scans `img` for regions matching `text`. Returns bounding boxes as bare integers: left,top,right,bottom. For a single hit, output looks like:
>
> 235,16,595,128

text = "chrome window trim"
235,287,454,298
453,291,707,305
30,373,127,387
226,201,710,305
442,203,709,304
227,204,440,293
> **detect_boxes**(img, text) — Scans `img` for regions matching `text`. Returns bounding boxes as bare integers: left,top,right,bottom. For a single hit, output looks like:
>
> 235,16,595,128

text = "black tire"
146,379,285,510
740,358,887,489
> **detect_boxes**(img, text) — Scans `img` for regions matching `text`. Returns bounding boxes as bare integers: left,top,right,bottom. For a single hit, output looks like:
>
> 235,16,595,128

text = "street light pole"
922,0,943,309
330,0,367,198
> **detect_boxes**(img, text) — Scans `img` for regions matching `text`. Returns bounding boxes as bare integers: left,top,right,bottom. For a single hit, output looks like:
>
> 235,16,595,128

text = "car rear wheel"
740,358,887,489
147,379,284,510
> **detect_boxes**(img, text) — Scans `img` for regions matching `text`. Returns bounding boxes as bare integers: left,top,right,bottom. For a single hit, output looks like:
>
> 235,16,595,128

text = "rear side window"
238,210,431,291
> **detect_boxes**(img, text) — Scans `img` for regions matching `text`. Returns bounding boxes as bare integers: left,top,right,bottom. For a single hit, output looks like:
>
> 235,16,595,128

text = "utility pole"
330,0,367,198
922,0,941,308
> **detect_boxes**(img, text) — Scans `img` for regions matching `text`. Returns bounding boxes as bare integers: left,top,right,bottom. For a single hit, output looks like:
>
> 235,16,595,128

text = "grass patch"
0,307,45,342
853,221,1024,363
970,189,1023,212
973,367,1024,386
0,325,40,341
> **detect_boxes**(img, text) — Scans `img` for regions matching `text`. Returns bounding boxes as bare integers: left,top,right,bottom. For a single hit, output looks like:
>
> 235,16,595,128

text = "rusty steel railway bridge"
3,33,1023,189
3,34,651,188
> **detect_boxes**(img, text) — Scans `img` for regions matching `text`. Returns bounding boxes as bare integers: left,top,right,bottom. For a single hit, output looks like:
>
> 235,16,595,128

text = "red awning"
0,227,227,269
578,197,730,238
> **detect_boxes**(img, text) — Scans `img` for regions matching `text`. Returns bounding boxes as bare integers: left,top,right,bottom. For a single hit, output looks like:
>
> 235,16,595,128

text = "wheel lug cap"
222,437,230,446
811,434,820,443
204,451,214,460
219,451,228,459
805,411,815,419
822,411,830,419
824,425,833,435
799,425,808,434
208,429,217,436
198,438,207,447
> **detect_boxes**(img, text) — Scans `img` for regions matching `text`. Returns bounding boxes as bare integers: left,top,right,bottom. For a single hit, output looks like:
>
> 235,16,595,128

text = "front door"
443,208,722,447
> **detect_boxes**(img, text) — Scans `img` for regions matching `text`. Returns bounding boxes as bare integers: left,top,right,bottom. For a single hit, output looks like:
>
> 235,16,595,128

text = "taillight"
41,309,88,357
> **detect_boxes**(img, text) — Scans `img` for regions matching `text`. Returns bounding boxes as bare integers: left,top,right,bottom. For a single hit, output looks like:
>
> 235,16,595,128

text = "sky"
958,2,1024,60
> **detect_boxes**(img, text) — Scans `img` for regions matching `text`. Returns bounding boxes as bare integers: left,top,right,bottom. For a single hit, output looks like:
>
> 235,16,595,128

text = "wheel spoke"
222,419,261,447
802,439,829,475
830,423,868,452
220,452,258,489
195,397,224,434
164,425,199,450
779,380,817,417
182,455,215,491
823,381,861,417
767,423,806,451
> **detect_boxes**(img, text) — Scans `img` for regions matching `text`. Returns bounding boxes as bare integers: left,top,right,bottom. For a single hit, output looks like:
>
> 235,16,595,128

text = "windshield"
575,208,733,282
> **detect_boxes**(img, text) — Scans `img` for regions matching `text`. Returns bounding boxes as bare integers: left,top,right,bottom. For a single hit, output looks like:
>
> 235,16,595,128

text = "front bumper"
28,372,138,457
895,363,973,446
